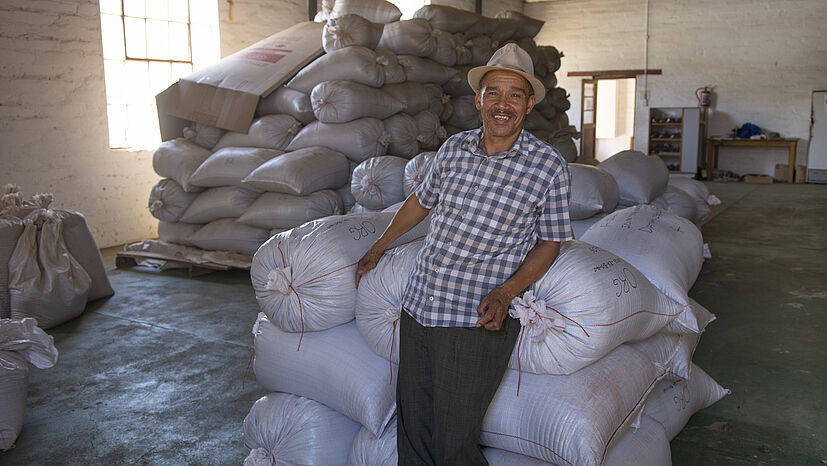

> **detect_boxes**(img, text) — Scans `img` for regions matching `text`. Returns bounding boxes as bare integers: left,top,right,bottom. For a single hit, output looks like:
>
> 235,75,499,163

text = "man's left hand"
475,287,513,331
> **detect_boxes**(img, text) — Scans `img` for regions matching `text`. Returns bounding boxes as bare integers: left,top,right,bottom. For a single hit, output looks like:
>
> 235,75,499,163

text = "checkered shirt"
401,128,573,327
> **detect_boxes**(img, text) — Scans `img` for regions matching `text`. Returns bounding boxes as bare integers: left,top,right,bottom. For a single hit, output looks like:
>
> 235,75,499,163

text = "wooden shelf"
651,122,682,126
648,107,704,174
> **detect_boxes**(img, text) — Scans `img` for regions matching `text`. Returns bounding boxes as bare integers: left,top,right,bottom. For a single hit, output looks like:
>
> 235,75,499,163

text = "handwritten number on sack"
349,221,377,240
612,267,638,297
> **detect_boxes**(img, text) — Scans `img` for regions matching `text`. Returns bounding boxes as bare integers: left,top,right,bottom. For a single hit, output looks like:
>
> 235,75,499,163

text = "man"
355,43,572,465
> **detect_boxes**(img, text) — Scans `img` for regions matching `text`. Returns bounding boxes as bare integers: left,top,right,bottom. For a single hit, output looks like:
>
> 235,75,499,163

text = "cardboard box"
773,164,790,182
156,21,324,140
744,174,773,184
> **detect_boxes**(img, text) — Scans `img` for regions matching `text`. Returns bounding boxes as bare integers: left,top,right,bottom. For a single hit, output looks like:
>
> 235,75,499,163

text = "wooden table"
707,138,798,182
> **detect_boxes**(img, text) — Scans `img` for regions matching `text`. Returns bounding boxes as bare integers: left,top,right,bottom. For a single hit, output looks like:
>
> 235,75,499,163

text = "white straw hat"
467,43,546,103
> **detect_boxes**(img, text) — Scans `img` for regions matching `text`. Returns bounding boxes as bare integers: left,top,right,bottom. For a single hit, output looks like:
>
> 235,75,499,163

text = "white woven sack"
537,45,562,73
287,118,390,163
454,33,472,65
152,138,212,193
189,147,284,191
148,179,198,222
568,163,620,220
213,115,301,151
664,296,717,334
668,177,720,206
481,415,672,466
188,218,269,255
403,151,436,197
286,46,384,94
180,186,260,224
412,5,481,34
427,29,457,66
445,95,481,130
382,82,431,115
580,204,704,307
347,416,398,466
643,363,730,440
0,318,58,451
0,218,24,318
323,14,384,53
351,156,408,209
257,87,315,124
375,48,406,85
628,331,701,381
466,36,495,65
507,240,685,375
663,181,712,223
311,81,405,124
413,111,446,151
250,211,430,332
383,113,420,158
182,122,225,150
398,55,458,84
495,11,545,39
443,65,475,97
355,240,422,364
337,185,357,213
421,83,445,116
570,213,605,239
54,210,113,302
157,221,201,247
481,345,664,465
252,315,397,436
651,185,699,223
9,215,91,329
466,15,499,38
239,190,343,230
331,0,401,23
243,146,350,195
598,150,669,205
243,393,361,466
377,19,436,57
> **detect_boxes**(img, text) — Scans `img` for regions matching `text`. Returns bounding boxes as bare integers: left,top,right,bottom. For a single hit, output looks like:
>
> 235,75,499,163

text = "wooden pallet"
115,250,233,277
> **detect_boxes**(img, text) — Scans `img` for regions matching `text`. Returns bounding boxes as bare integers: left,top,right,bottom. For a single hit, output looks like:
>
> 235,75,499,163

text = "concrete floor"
0,182,825,465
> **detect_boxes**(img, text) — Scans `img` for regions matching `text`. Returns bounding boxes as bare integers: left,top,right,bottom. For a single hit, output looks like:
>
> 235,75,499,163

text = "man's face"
475,70,535,141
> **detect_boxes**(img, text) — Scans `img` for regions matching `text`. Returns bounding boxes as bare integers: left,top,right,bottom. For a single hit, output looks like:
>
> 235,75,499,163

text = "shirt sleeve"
413,150,443,209
537,162,574,242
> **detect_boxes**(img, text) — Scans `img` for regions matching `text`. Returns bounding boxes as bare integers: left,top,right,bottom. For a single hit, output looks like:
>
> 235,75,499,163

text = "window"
391,0,426,19
100,0,220,149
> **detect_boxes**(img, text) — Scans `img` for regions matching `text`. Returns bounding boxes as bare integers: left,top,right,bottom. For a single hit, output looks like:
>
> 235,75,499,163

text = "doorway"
580,77,636,162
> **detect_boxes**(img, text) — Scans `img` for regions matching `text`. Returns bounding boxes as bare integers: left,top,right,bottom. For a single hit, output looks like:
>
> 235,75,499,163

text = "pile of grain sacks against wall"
146,0,579,257
241,56,726,466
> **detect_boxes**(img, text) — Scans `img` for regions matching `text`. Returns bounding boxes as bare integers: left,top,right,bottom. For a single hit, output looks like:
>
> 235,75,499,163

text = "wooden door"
580,79,596,159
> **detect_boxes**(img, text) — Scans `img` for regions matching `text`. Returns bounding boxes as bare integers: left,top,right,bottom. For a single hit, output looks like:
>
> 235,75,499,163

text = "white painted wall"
524,0,827,176
0,0,159,248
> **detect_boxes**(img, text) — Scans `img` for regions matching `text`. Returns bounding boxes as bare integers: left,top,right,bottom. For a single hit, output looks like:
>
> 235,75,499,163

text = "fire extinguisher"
696,86,713,108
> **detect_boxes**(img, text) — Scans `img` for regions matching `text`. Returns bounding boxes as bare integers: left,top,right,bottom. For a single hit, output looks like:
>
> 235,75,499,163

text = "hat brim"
467,65,546,104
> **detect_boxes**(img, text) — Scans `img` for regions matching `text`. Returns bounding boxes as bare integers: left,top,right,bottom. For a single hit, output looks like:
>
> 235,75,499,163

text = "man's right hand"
355,247,383,288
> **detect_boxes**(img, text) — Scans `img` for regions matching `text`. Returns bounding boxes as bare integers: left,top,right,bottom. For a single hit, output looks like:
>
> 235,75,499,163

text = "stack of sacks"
0,186,113,328
244,202,726,463
0,317,59,450
414,5,578,162
149,111,348,256
149,1,577,255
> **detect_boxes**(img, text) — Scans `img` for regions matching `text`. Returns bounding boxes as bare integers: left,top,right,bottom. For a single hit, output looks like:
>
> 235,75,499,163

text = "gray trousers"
396,310,521,466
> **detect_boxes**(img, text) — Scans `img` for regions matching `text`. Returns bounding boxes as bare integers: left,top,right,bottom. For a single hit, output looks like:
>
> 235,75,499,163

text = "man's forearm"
370,193,430,252
497,239,561,300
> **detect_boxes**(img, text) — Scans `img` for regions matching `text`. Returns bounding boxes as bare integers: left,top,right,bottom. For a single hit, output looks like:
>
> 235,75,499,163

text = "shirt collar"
461,127,529,160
